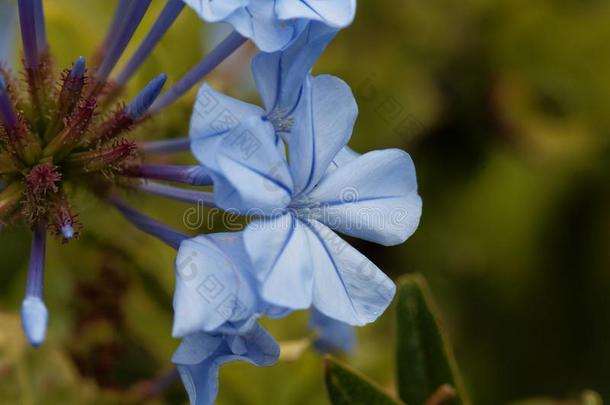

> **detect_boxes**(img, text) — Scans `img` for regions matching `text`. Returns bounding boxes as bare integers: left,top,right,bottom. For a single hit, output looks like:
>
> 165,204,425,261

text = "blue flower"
182,0,355,51
310,308,356,354
172,231,289,338
173,323,280,405
189,27,422,327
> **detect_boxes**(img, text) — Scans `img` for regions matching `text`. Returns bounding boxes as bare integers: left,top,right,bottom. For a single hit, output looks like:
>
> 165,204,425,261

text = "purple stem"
33,0,47,53
25,221,47,298
17,0,39,71
138,137,191,154
109,195,188,249
137,164,213,186
148,31,247,114
99,0,130,53
95,0,152,85
0,76,18,128
116,0,185,87
137,181,216,207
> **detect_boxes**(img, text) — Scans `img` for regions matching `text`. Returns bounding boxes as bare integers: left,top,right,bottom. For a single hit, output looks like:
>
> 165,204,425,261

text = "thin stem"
148,31,247,114
17,0,39,71
93,0,152,88
137,181,216,207
93,0,129,66
33,0,47,54
116,0,185,87
25,221,47,298
109,195,188,249
134,164,213,186
138,137,191,154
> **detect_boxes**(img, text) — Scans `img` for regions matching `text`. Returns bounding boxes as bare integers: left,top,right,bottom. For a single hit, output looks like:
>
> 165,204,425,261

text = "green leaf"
396,274,469,405
582,390,603,405
324,357,404,405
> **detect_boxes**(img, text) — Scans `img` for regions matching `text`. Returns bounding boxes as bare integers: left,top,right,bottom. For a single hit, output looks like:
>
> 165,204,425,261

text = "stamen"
136,181,216,207
109,195,188,249
21,221,48,347
131,164,212,186
116,0,185,87
93,0,152,89
138,137,191,154
148,31,247,114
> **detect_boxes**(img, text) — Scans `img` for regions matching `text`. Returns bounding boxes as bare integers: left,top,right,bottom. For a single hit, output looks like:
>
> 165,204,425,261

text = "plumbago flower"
1,1,418,404
183,0,356,52
188,26,423,326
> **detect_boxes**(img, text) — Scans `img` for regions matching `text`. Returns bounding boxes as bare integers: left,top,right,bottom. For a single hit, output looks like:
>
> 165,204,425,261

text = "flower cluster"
1,1,421,404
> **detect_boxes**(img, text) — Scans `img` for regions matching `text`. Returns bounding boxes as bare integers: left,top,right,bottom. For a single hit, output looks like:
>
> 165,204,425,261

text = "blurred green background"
1,0,610,404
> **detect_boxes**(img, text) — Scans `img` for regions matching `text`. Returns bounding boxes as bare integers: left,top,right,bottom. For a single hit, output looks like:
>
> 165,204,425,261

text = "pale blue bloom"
182,0,355,51
172,232,289,338
173,323,279,405
189,27,422,327
310,309,356,354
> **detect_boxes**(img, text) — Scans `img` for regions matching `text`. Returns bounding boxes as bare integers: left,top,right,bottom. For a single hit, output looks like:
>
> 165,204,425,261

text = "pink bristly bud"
43,98,97,160
64,138,137,172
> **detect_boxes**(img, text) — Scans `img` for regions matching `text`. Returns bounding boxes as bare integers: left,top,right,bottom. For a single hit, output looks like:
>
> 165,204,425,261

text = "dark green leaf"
324,356,404,405
396,274,469,405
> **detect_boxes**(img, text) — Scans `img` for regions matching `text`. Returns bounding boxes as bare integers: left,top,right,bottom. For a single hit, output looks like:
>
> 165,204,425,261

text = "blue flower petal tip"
61,224,75,240
20,296,49,347
70,56,86,79
126,73,168,119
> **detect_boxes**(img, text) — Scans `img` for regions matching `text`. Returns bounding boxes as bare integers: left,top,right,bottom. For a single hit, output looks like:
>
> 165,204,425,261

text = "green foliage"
395,274,468,405
324,357,404,405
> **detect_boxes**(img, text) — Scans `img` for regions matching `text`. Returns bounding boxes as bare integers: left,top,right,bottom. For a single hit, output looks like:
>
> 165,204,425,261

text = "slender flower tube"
21,221,48,347
148,31,247,114
17,0,39,71
109,196,188,249
138,137,192,154
132,164,213,186
92,0,152,88
137,181,216,207
115,0,185,87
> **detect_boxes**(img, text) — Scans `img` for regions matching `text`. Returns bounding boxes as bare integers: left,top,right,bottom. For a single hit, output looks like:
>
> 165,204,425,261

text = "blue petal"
304,219,396,326
276,0,357,28
310,308,356,354
252,21,337,113
181,0,247,23
225,0,301,52
288,75,358,195
189,83,264,166
173,233,259,338
173,324,280,405
209,116,294,215
243,214,314,310
325,146,360,175
309,149,422,246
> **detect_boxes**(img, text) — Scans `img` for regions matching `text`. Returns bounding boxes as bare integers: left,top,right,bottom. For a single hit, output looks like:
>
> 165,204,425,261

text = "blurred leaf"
582,390,603,405
325,356,404,405
396,274,468,405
